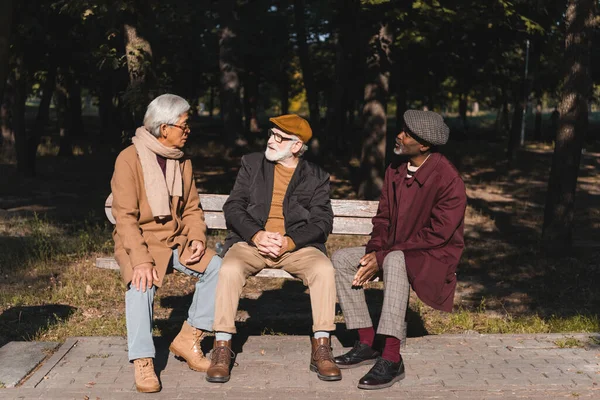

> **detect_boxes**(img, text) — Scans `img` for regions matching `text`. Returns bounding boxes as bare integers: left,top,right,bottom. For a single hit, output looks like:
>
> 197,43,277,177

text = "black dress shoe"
357,356,405,390
334,341,380,369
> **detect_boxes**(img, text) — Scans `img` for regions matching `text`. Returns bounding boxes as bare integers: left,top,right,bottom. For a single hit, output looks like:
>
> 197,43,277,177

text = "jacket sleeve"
181,161,208,245
390,176,466,252
286,172,334,249
365,167,392,266
111,154,154,268
222,155,264,242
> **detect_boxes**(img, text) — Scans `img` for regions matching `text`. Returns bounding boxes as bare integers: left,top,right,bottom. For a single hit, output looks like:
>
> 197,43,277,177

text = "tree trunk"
25,66,56,174
98,78,115,139
1,81,15,162
293,0,320,137
67,74,84,137
358,24,392,200
0,0,14,103
279,68,289,115
13,56,31,175
243,69,260,135
534,100,542,141
218,0,243,146
502,96,510,132
388,85,406,165
123,21,154,126
209,85,214,118
458,95,468,132
507,97,523,163
328,31,346,152
328,0,359,155
542,0,596,254
55,71,72,158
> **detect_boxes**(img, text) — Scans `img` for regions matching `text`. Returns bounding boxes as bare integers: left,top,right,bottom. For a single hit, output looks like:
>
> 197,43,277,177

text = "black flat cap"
403,110,450,146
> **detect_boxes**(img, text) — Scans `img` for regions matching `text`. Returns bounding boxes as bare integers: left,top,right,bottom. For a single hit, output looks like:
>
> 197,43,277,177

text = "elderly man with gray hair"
332,110,467,390
110,94,222,393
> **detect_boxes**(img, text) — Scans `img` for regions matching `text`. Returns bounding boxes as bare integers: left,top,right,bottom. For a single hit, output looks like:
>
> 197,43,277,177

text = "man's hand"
185,240,205,264
253,231,282,258
132,262,159,292
352,252,379,287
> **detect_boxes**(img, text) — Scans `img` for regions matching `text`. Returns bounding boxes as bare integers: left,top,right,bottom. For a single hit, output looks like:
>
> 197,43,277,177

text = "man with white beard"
206,114,341,384
331,110,467,390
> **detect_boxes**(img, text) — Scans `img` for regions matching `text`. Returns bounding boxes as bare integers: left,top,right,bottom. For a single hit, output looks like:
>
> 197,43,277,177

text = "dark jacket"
222,152,333,255
365,153,467,312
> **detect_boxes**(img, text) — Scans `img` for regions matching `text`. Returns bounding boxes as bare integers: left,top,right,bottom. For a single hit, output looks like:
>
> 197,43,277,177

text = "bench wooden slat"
105,193,377,235
186,194,380,217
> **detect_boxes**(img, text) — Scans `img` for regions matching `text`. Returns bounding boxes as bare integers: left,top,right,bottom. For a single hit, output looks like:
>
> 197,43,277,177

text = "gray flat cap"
403,110,449,146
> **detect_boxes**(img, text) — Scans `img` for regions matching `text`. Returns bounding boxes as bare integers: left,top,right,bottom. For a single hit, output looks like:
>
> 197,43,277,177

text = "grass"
0,114,599,346
553,337,585,348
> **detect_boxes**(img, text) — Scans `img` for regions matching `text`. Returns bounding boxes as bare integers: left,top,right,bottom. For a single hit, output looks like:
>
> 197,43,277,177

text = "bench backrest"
104,193,378,235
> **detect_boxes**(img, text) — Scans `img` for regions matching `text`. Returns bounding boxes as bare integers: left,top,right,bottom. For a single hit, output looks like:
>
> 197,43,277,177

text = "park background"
0,0,599,351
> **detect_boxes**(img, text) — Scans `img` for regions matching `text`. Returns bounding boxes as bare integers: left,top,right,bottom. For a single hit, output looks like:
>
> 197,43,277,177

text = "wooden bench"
97,193,379,279
97,193,410,345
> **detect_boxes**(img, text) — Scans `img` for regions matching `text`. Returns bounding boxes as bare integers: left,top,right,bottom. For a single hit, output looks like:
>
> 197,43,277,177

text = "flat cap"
269,114,312,143
403,110,449,146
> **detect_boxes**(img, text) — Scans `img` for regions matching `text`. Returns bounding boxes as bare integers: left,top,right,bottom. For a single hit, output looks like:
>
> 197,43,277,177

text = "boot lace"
371,358,391,376
191,329,207,353
211,345,236,366
136,359,153,379
313,344,334,362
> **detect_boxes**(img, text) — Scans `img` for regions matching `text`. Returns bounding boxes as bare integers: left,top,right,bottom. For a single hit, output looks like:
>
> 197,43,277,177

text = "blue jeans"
125,249,222,361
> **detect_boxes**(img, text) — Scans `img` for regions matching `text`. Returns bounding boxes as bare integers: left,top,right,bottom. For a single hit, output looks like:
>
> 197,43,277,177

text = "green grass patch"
553,338,585,348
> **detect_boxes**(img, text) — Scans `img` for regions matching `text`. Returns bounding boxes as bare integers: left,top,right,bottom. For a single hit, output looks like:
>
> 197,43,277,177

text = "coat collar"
394,152,441,187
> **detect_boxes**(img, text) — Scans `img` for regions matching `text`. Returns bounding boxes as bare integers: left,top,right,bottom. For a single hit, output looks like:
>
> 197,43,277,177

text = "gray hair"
296,143,308,157
143,94,190,137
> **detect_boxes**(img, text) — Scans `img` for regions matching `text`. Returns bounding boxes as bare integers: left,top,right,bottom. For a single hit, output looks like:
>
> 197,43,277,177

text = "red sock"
382,336,401,363
358,327,375,347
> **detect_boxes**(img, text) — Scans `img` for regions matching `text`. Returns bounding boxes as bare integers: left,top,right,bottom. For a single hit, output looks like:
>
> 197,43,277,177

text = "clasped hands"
131,240,205,292
252,231,289,258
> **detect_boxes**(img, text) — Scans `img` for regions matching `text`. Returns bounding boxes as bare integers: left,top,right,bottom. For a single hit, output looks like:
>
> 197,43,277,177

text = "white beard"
265,142,294,162
393,143,404,155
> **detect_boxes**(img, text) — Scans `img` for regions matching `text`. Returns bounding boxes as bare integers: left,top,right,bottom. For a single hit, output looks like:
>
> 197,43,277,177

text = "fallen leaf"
86,284,93,295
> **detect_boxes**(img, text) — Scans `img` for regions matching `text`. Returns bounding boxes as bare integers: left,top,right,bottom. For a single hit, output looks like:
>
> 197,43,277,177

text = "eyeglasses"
268,129,297,143
167,123,190,133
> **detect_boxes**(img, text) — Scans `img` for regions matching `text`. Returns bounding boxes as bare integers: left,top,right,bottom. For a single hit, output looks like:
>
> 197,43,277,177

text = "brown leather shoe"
133,358,161,393
310,337,342,381
206,339,234,383
169,321,211,372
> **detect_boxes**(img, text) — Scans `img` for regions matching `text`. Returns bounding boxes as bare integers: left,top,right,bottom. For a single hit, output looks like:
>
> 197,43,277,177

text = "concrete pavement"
1,333,599,399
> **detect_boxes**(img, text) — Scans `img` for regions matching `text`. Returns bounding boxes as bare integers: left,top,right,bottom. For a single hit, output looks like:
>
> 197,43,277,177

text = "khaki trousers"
213,242,336,333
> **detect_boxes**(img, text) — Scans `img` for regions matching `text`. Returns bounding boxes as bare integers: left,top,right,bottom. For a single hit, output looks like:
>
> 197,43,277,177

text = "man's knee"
217,260,247,284
331,248,361,271
204,255,222,275
382,251,406,270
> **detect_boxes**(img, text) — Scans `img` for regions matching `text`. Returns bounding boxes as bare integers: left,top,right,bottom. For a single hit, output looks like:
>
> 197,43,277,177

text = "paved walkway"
2,333,599,399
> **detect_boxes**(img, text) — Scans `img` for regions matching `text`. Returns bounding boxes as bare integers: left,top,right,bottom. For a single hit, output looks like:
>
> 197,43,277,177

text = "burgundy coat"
365,153,467,312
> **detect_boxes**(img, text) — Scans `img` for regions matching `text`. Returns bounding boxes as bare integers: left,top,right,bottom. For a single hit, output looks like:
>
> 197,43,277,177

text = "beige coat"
110,145,216,287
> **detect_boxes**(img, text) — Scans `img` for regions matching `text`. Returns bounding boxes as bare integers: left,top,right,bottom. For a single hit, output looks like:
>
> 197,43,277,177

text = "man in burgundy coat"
332,110,467,390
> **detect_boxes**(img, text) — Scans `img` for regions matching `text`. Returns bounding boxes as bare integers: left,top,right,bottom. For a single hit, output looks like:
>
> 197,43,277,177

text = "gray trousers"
125,249,222,361
332,247,409,342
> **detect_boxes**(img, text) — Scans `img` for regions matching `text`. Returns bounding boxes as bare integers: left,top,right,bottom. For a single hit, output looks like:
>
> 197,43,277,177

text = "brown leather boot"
310,337,342,381
133,357,161,393
206,339,234,383
169,321,211,372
